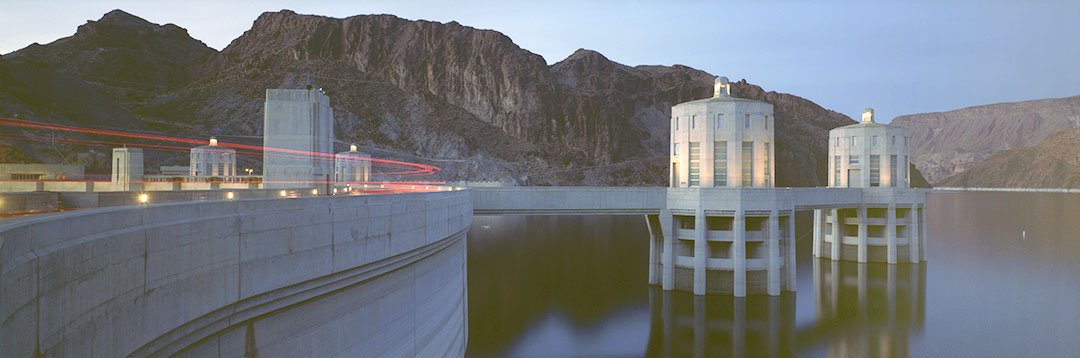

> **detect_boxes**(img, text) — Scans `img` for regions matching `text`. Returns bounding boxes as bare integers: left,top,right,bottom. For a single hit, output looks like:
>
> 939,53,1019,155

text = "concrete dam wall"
0,190,472,357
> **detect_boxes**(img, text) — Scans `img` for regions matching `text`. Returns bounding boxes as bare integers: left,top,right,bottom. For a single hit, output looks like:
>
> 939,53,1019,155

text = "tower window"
764,115,769,130
674,117,679,131
744,114,751,129
714,141,727,187
742,142,753,186
674,143,680,155
717,114,724,128
691,115,696,129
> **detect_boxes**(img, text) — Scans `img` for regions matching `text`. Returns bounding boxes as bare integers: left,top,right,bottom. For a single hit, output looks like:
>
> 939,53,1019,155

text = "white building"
670,76,775,188
335,144,371,183
827,108,909,188
263,87,335,189
650,77,795,297
189,137,236,177
813,108,926,264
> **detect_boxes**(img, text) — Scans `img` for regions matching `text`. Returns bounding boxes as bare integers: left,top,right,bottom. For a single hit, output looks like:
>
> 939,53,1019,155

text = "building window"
742,142,754,186
674,117,678,131
717,114,724,128
714,141,727,187
691,115,696,129
834,156,841,187
674,143,680,155
851,137,858,147
835,137,840,148
872,135,878,147
892,135,896,146
689,142,700,187
890,154,898,187
764,143,770,185
764,115,769,130
744,114,751,129
850,155,860,165
904,136,908,147
870,155,880,187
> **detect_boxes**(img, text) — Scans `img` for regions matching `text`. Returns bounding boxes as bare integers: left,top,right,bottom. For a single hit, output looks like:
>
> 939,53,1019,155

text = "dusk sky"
2,0,1078,122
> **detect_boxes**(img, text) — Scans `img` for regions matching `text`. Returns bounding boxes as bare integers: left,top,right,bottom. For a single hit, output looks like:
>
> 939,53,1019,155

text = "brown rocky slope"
892,96,1080,184
941,128,1080,188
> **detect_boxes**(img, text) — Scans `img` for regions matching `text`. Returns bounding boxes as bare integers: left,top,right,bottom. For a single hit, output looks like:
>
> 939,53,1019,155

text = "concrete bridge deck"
471,186,926,215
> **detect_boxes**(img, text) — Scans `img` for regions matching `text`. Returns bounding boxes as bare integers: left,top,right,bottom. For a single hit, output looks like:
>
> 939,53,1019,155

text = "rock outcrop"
892,95,1080,184
941,128,1080,188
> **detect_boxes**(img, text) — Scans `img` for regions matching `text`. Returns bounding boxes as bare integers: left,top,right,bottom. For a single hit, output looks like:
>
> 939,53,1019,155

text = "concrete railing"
471,186,666,215
0,190,472,357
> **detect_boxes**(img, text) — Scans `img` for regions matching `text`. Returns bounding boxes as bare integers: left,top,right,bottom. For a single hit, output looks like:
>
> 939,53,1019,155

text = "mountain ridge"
0,9,929,187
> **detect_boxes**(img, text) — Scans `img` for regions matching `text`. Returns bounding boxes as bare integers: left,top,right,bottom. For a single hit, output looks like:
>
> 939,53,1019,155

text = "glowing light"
226,192,235,200
311,189,318,195
137,193,149,204
209,137,218,146
279,190,288,197
333,188,338,194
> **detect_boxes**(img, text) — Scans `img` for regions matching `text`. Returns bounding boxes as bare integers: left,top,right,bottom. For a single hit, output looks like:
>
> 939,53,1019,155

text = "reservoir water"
465,192,1080,356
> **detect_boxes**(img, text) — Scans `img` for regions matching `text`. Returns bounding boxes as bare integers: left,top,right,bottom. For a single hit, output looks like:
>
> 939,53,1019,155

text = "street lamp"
137,193,150,204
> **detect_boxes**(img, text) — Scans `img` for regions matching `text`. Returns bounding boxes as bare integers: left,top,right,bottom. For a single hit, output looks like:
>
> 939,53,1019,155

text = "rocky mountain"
941,128,1080,188
0,9,929,187
892,96,1080,184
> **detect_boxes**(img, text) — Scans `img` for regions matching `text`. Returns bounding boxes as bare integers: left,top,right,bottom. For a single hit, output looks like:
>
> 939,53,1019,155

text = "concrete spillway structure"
814,108,927,264
649,77,795,297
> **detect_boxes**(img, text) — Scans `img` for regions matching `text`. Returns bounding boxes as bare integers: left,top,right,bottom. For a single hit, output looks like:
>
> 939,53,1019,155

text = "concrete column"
830,208,841,261
767,210,781,296
921,207,928,261
910,204,921,263
733,209,747,297
787,213,797,290
857,206,868,263
886,204,897,264
646,215,660,285
694,209,707,295
813,209,823,257
661,210,676,290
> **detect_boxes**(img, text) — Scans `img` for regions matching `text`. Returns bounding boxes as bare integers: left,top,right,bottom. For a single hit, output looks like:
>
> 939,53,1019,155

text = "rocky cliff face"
941,128,1080,188
1,10,925,187
892,96,1080,184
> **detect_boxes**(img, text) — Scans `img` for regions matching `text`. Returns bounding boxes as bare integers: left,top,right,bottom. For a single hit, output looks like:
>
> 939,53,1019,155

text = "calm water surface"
465,192,1080,357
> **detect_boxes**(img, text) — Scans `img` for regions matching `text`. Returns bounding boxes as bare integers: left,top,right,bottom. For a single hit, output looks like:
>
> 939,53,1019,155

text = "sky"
2,0,1079,122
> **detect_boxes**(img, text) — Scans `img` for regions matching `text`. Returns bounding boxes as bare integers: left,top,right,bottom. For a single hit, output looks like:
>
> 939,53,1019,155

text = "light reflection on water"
465,193,1080,357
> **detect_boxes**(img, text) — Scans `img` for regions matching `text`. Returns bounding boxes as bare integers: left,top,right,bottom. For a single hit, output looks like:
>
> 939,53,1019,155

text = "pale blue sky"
2,0,1078,122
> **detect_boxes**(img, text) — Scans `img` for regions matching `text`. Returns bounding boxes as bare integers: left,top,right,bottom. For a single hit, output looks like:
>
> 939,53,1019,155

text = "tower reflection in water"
811,260,925,357
645,260,925,357
645,289,796,357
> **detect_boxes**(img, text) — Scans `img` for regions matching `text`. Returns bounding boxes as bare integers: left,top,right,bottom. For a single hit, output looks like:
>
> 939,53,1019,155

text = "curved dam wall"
0,190,472,357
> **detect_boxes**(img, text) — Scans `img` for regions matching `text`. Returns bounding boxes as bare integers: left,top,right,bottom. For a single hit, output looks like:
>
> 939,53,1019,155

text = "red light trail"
0,117,441,178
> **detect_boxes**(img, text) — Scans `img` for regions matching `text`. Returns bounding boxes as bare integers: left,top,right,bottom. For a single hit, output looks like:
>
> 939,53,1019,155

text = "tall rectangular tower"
263,88,335,189
111,147,143,191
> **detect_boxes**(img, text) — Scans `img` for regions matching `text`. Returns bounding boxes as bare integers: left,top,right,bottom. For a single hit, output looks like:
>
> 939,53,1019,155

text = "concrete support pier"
655,188,796,296
813,189,925,263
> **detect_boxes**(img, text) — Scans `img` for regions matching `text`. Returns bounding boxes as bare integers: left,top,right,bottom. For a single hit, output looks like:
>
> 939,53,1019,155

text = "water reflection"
645,289,796,357
467,194,1080,356
807,260,925,357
